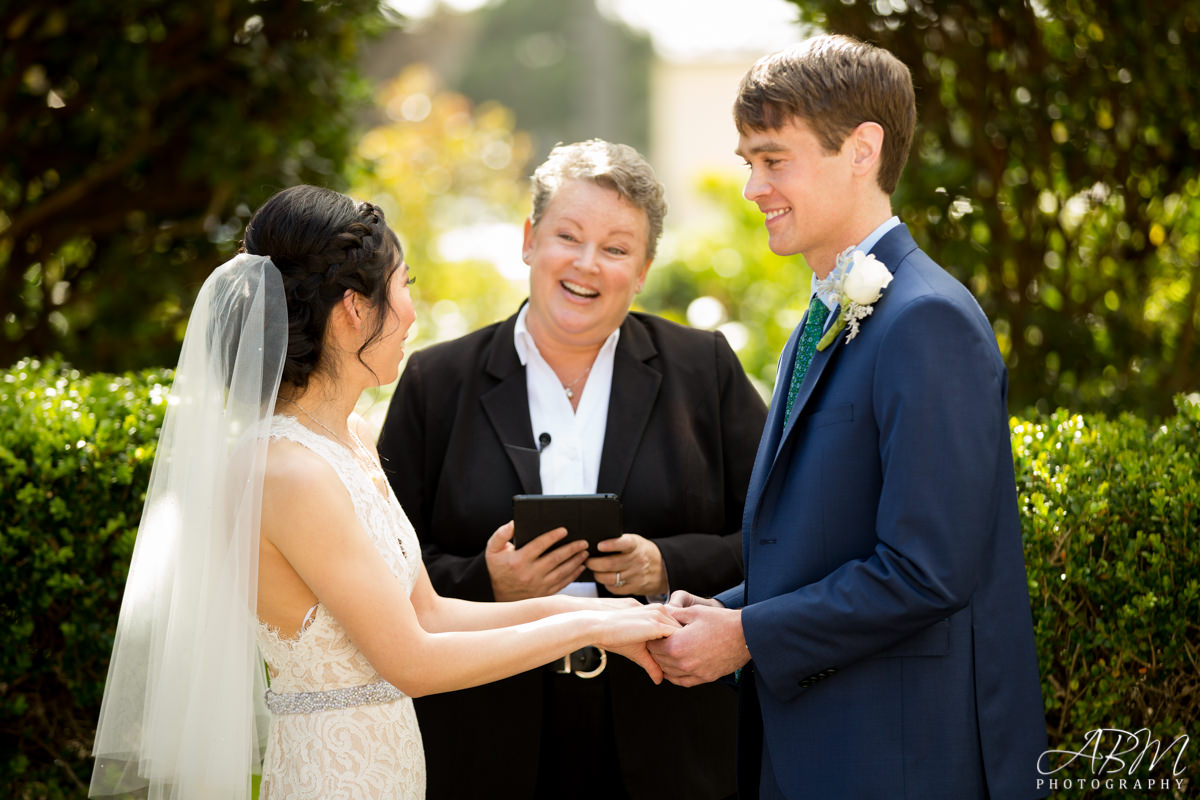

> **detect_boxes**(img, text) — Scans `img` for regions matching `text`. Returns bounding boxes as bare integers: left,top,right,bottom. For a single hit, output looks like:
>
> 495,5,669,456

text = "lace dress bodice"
255,415,425,799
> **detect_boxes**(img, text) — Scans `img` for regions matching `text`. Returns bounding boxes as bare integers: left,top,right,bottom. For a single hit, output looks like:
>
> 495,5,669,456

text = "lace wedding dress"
255,415,426,799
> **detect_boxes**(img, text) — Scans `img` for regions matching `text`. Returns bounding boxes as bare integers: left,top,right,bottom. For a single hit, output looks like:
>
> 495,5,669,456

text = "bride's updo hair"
241,185,402,390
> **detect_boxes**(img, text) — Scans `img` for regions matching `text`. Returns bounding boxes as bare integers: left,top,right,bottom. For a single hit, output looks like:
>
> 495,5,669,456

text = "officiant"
377,139,766,799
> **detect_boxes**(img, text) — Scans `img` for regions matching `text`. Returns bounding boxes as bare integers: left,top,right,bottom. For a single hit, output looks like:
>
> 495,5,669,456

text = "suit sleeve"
378,353,497,601
654,331,766,596
743,294,1007,702
714,582,746,610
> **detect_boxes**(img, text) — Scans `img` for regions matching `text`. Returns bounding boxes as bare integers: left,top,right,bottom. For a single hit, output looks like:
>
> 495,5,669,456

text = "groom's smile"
737,118,858,273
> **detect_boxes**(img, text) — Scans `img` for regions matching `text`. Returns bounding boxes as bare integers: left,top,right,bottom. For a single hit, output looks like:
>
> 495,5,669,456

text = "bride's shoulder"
261,439,358,547
263,437,341,500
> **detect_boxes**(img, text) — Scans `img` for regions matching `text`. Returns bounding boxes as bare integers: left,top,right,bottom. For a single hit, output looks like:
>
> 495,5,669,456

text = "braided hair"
240,185,403,390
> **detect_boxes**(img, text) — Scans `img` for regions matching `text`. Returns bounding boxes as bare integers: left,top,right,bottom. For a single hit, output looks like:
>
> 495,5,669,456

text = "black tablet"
512,493,623,579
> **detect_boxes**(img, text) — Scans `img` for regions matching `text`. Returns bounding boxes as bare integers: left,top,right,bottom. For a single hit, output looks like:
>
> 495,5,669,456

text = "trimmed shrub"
1,359,1197,797
1015,395,1199,796
2,358,170,799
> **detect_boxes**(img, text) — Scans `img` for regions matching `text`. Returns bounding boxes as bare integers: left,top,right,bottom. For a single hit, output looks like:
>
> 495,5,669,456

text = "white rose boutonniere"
817,249,893,351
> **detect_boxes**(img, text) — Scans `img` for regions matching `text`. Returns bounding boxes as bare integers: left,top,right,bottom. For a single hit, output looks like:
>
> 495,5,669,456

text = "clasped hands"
583,591,749,687
645,591,750,687
486,523,748,686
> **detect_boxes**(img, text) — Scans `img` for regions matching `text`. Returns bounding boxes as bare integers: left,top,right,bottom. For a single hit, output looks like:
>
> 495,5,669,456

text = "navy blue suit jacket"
716,225,1048,799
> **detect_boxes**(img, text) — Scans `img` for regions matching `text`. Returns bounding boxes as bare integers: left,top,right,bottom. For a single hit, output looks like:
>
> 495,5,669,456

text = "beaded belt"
264,680,405,715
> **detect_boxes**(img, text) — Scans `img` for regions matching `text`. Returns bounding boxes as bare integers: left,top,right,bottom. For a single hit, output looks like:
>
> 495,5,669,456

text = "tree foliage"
789,0,1200,417
0,1,390,372
451,0,654,158
347,64,533,359
640,172,810,397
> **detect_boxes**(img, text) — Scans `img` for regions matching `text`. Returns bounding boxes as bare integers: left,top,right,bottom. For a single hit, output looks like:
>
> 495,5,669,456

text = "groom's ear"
848,121,885,178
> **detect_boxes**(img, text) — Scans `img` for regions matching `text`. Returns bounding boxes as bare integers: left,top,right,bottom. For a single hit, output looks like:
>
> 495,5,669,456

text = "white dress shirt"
513,304,620,596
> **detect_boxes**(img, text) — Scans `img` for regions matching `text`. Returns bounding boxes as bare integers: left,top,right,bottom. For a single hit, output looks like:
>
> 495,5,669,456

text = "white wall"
649,57,756,226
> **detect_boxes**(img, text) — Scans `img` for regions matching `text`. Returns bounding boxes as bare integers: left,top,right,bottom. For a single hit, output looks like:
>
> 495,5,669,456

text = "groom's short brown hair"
734,34,916,195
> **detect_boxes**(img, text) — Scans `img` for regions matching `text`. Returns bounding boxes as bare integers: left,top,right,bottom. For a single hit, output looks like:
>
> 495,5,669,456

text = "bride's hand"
587,604,681,684
572,595,643,611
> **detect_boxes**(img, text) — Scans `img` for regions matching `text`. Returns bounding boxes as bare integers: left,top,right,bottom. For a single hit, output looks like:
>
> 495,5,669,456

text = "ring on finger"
615,571,626,588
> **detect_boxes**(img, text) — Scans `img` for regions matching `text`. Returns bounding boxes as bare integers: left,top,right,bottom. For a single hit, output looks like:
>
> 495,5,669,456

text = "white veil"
91,254,287,799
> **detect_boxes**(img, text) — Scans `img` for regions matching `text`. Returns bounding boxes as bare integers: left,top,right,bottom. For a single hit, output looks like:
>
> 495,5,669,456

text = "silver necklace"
287,399,355,448
286,400,386,484
283,399,404,557
562,365,592,400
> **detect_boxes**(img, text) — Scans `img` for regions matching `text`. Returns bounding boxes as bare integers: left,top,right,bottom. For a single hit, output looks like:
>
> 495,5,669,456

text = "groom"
648,35,1049,799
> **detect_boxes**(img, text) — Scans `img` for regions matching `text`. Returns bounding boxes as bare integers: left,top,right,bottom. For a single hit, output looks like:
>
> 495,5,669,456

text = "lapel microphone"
506,433,552,456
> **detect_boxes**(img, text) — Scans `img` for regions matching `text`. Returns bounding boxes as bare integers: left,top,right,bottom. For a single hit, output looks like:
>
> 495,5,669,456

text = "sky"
385,0,807,60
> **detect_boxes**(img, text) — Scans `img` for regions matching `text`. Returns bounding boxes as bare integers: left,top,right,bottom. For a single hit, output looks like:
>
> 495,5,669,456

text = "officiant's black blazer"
377,307,767,800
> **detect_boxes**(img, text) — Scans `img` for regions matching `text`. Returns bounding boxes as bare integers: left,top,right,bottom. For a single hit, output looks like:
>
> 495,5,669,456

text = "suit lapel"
479,312,542,494
773,225,916,456
746,224,918,532
774,312,847,458
597,316,661,494
744,305,848,547
741,313,805,541
744,305,845,550
746,322,801,505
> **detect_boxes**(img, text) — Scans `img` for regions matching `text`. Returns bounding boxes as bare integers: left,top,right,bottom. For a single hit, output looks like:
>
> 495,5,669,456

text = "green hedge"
1015,397,1199,796
2,359,169,799
2,359,1197,797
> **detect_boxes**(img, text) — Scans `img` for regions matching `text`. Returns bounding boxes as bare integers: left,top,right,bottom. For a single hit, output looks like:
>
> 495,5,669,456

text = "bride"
89,185,679,800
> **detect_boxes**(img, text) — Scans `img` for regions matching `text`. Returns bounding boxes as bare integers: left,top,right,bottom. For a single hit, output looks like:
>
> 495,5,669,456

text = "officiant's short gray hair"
529,139,667,260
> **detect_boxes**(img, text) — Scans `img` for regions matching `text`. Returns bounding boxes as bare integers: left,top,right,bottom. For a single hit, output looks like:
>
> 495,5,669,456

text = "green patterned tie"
784,296,830,420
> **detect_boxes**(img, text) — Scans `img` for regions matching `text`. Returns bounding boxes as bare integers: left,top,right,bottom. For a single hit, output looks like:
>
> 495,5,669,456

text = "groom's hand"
647,602,750,687
665,590,722,609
